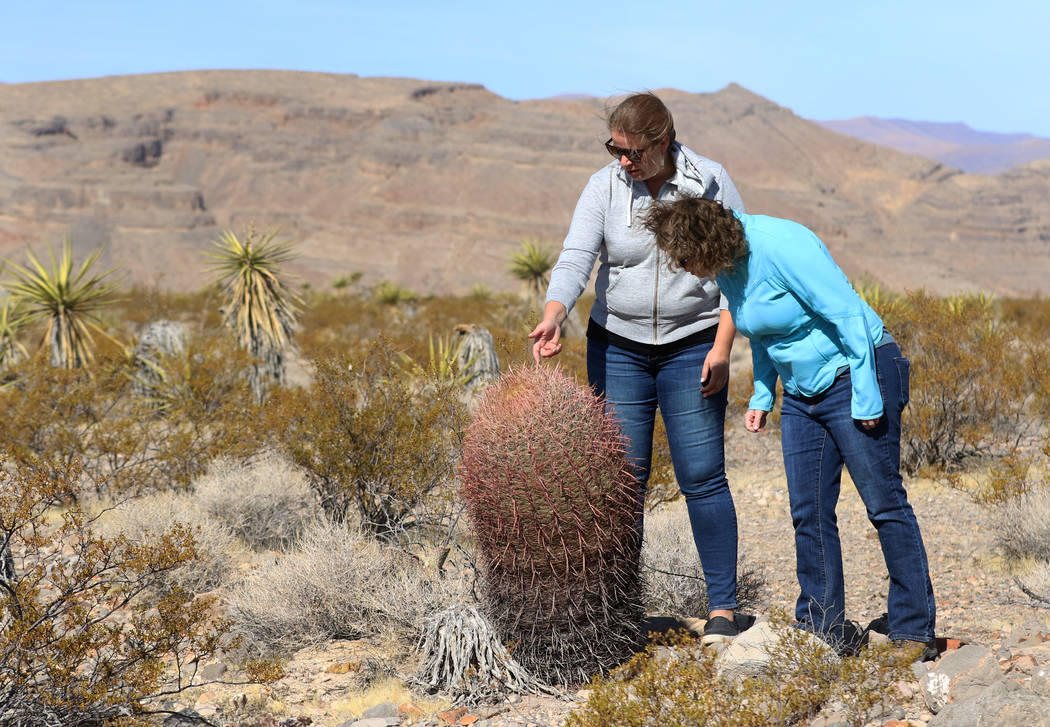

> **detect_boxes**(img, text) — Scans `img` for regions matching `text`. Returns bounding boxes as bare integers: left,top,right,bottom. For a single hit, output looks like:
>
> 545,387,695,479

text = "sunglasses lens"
605,139,644,161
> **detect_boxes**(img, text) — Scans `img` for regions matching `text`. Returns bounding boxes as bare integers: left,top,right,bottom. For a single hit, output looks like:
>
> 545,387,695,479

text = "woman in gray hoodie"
529,92,747,642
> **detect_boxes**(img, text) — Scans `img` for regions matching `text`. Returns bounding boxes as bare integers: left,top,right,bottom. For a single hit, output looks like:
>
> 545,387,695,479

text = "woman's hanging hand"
745,409,768,432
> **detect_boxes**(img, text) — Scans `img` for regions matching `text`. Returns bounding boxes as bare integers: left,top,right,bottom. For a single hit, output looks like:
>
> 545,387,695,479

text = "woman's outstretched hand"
745,409,768,432
528,319,563,361
529,302,569,362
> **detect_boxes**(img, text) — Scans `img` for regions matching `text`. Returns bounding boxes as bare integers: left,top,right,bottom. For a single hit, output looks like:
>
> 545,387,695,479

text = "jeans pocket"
894,357,911,408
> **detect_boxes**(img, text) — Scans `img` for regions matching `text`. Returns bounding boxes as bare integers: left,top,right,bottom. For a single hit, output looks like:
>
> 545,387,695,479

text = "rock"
920,644,1004,713
361,702,398,719
438,707,469,725
929,679,1050,726
163,709,209,726
1029,666,1050,697
344,719,400,727
199,661,227,680
398,701,425,719
717,620,837,680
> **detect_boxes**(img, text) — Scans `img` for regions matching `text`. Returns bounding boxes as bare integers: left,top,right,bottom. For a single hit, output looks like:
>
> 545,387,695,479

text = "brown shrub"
268,347,466,539
0,333,265,495
879,291,1045,473
0,461,278,726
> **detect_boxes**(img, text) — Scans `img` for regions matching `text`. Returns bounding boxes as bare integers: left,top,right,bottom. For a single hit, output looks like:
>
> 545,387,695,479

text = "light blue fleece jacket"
716,213,886,420
545,143,745,345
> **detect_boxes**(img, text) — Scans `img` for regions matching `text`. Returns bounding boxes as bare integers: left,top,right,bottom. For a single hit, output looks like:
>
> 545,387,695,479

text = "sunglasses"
604,138,650,163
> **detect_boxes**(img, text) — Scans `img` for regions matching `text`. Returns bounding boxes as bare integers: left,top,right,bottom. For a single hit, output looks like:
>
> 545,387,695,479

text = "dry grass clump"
96,490,244,594
993,482,1050,563
193,455,318,551
228,519,466,656
566,620,914,727
642,505,764,618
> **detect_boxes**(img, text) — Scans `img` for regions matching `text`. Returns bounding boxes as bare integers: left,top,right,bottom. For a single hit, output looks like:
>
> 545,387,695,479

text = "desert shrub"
566,620,915,727
881,290,1045,473
641,505,764,618
460,365,644,686
228,519,463,656
0,333,265,494
193,455,318,551
95,490,244,594
0,461,275,726
269,347,466,539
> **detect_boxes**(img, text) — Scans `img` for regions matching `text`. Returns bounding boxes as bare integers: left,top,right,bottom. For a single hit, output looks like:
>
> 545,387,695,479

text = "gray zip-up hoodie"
546,142,746,345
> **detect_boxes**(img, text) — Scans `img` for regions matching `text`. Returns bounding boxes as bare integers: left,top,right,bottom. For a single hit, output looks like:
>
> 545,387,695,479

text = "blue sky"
4,1,1049,137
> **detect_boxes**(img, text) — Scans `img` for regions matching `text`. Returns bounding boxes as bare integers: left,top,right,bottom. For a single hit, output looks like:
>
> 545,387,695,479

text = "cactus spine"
459,365,643,685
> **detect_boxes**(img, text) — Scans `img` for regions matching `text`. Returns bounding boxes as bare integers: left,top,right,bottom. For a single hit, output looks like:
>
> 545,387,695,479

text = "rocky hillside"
1,71,1048,296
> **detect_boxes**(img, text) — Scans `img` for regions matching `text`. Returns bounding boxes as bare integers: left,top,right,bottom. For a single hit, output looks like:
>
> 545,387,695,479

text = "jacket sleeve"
545,173,606,314
714,167,746,214
772,232,883,420
748,343,779,412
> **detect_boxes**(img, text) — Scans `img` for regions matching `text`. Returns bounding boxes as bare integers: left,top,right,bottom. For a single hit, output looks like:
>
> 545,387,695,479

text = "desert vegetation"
1,236,1049,724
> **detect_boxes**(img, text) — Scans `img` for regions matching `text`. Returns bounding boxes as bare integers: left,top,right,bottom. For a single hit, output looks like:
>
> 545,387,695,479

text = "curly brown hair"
642,197,748,277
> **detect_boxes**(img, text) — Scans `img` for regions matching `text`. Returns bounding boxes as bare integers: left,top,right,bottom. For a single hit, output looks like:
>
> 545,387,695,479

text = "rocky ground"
165,425,1050,727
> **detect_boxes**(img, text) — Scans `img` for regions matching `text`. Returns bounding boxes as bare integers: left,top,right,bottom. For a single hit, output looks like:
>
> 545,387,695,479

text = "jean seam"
815,425,830,626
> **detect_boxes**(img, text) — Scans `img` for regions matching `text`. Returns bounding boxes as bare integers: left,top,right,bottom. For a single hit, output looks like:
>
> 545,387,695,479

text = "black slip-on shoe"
814,619,869,657
701,615,739,645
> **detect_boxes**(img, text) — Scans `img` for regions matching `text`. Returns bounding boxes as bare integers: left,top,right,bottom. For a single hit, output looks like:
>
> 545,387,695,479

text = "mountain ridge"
0,71,1048,297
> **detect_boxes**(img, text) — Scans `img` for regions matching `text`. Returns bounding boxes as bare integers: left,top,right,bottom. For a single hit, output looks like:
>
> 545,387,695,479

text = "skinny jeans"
587,338,738,611
780,342,936,642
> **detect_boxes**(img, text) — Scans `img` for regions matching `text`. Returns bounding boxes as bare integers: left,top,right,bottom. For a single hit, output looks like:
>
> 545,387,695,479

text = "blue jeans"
588,338,738,611
780,343,935,642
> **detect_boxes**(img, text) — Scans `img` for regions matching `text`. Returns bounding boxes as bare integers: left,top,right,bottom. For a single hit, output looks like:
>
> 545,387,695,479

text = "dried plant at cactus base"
459,365,644,686
207,228,301,400
3,239,120,369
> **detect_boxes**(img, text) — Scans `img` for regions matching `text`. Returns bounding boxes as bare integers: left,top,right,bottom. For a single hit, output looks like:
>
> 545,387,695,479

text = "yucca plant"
0,297,29,370
207,228,301,401
3,241,120,369
509,239,556,310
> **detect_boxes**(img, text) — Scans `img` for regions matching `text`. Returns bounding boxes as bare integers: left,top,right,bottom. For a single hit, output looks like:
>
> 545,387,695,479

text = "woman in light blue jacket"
643,196,937,659
529,93,747,643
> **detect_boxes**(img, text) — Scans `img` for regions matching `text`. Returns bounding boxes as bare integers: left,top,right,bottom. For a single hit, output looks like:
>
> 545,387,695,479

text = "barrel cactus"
460,365,643,685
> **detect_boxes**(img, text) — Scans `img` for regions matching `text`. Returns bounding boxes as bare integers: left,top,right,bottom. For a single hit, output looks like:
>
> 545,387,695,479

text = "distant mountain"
1,72,1048,297
820,117,1050,175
